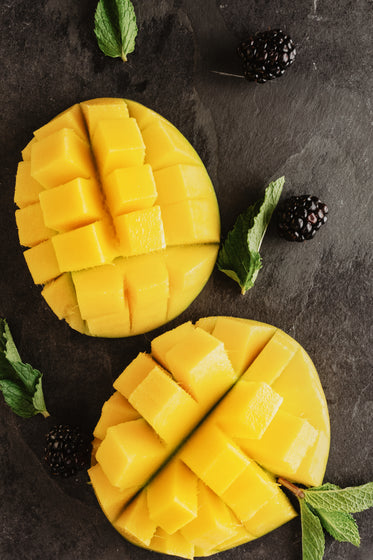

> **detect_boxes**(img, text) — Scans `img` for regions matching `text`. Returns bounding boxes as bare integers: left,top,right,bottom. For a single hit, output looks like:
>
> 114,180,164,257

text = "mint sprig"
0,319,49,418
217,176,284,294
94,0,138,62
305,481,373,513
300,499,325,560
278,478,373,559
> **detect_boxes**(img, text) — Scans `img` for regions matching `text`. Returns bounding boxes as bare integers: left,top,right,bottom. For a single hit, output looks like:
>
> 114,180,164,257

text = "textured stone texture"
0,0,372,559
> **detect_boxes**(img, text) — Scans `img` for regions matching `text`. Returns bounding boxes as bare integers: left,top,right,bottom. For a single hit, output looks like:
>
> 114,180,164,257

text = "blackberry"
277,195,328,242
237,29,296,83
45,424,92,477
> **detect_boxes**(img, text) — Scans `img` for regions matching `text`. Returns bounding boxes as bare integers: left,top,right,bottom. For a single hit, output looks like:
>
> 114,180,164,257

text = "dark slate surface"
0,1,372,559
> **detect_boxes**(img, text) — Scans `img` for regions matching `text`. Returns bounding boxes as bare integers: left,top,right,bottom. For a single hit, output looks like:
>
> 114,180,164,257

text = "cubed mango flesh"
90,317,329,558
146,459,198,534
39,177,104,232
14,161,44,208
15,99,220,337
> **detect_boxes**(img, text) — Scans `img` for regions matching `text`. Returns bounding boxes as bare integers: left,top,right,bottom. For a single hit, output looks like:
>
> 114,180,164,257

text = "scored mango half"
14,99,220,337
89,317,330,558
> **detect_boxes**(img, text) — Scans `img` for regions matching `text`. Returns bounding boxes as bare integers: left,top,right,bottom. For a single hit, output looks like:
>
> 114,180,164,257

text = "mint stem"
278,477,305,499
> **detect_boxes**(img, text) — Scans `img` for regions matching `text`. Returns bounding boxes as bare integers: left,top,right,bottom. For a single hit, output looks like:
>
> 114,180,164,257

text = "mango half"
14,99,220,337
89,317,330,558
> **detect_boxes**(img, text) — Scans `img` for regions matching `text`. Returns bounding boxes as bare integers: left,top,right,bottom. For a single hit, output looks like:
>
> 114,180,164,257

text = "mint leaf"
300,500,325,560
0,319,49,418
32,377,49,416
217,176,284,294
1,318,21,362
11,361,41,395
0,379,36,418
304,482,373,513
94,0,138,61
316,509,360,547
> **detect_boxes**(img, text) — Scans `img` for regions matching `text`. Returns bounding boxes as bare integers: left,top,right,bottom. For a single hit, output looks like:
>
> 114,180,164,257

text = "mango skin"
89,317,330,559
15,99,220,337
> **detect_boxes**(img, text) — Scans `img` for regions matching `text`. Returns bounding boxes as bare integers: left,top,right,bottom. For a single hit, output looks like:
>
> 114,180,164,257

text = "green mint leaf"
0,319,49,418
305,482,373,513
217,176,285,294
94,0,138,61
10,361,41,396
316,509,360,547
300,499,325,560
0,318,21,362
32,376,49,417
0,379,36,418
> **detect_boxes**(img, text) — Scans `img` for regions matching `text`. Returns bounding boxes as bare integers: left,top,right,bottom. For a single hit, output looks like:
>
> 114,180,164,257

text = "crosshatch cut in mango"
89,317,330,559
14,99,220,337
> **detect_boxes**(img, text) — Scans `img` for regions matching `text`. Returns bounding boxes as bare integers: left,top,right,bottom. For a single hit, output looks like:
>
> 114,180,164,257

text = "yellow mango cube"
154,164,214,205
209,316,276,374
92,118,145,176
23,239,60,284
128,365,199,444
72,264,125,320
242,329,299,385
30,128,95,189
221,461,278,522
33,103,87,142
161,199,220,245
88,463,139,522
39,177,104,232
244,487,297,537
149,528,194,559
125,98,168,130
165,327,237,404
114,206,166,257
41,273,83,323
86,307,131,338
272,347,330,435
103,164,157,216
93,391,140,440
151,321,196,370
165,245,219,320
124,254,169,334
180,482,238,553
212,380,283,439
142,121,201,170
15,202,56,247
115,491,156,546
238,410,318,477
114,352,159,399
194,316,218,333
14,161,44,208
209,523,255,554
147,459,198,534
180,422,250,496
96,419,166,490
41,275,86,335
292,430,330,487
52,221,117,272
81,98,129,136
21,137,37,161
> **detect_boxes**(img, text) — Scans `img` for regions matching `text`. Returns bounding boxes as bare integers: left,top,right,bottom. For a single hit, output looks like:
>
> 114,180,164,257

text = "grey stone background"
0,0,372,558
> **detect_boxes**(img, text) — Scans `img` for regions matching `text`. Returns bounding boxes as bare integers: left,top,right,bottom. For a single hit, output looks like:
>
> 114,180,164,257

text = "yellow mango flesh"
15,99,220,337
89,317,330,558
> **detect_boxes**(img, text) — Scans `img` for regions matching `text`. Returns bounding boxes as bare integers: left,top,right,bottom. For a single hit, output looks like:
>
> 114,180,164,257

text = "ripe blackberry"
277,195,328,242
237,29,296,83
45,424,92,477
